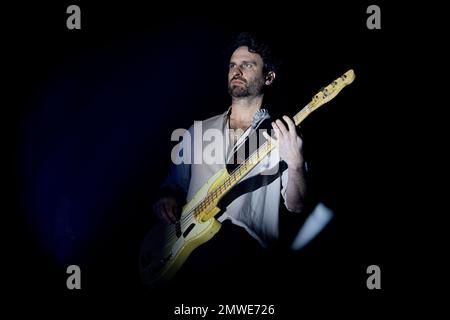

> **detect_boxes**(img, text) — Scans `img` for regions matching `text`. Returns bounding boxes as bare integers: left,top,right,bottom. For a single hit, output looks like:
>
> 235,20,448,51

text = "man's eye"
229,64,236,69
245,63,252,68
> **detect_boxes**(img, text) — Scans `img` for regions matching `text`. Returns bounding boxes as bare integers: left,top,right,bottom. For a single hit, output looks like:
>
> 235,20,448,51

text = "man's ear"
265,71,276,85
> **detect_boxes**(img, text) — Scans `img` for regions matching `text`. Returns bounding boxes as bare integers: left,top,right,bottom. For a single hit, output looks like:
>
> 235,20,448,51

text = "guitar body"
140,168,229,286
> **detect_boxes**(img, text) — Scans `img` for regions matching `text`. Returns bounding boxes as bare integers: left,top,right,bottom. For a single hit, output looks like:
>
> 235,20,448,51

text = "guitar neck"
193,69,355,221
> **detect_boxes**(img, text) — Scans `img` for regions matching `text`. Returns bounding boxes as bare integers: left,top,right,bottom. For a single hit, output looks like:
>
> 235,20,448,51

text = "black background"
5,1,421,317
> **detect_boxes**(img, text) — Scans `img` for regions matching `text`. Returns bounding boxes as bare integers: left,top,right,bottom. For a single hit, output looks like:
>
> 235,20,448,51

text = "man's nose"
232,68,243,78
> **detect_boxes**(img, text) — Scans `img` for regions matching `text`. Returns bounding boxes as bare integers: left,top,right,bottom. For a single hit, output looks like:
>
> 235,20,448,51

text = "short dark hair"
228,32,279,76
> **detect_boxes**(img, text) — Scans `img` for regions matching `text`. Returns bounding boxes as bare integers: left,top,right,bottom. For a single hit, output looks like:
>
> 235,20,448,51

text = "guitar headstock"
309,69,355,111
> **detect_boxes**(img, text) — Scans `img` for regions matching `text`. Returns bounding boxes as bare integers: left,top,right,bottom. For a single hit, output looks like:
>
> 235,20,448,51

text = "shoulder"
202,113,226,128
188,111,227,131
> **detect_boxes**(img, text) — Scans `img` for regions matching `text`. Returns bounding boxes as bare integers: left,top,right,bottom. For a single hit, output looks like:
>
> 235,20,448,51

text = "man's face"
228,46,265,98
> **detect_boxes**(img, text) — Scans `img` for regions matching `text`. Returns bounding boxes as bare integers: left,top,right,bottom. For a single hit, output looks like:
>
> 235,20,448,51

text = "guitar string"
162,108,312,243
149,77,351,262
163,106,312,243
163,138,274,243
162,108,310,243
162,133,279,243
146,79,351,274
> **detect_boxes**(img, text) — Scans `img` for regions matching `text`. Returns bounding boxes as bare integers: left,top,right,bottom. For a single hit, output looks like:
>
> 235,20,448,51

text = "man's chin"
229,87,249,98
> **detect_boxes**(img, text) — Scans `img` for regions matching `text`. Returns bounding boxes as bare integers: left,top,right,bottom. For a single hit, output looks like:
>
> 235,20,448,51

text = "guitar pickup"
183,223,195,238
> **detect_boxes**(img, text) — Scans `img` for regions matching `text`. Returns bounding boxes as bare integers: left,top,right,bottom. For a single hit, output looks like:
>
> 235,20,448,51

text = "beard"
228,77,264,98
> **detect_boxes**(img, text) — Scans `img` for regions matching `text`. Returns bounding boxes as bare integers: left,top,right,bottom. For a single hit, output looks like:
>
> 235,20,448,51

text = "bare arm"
285,162,308,213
